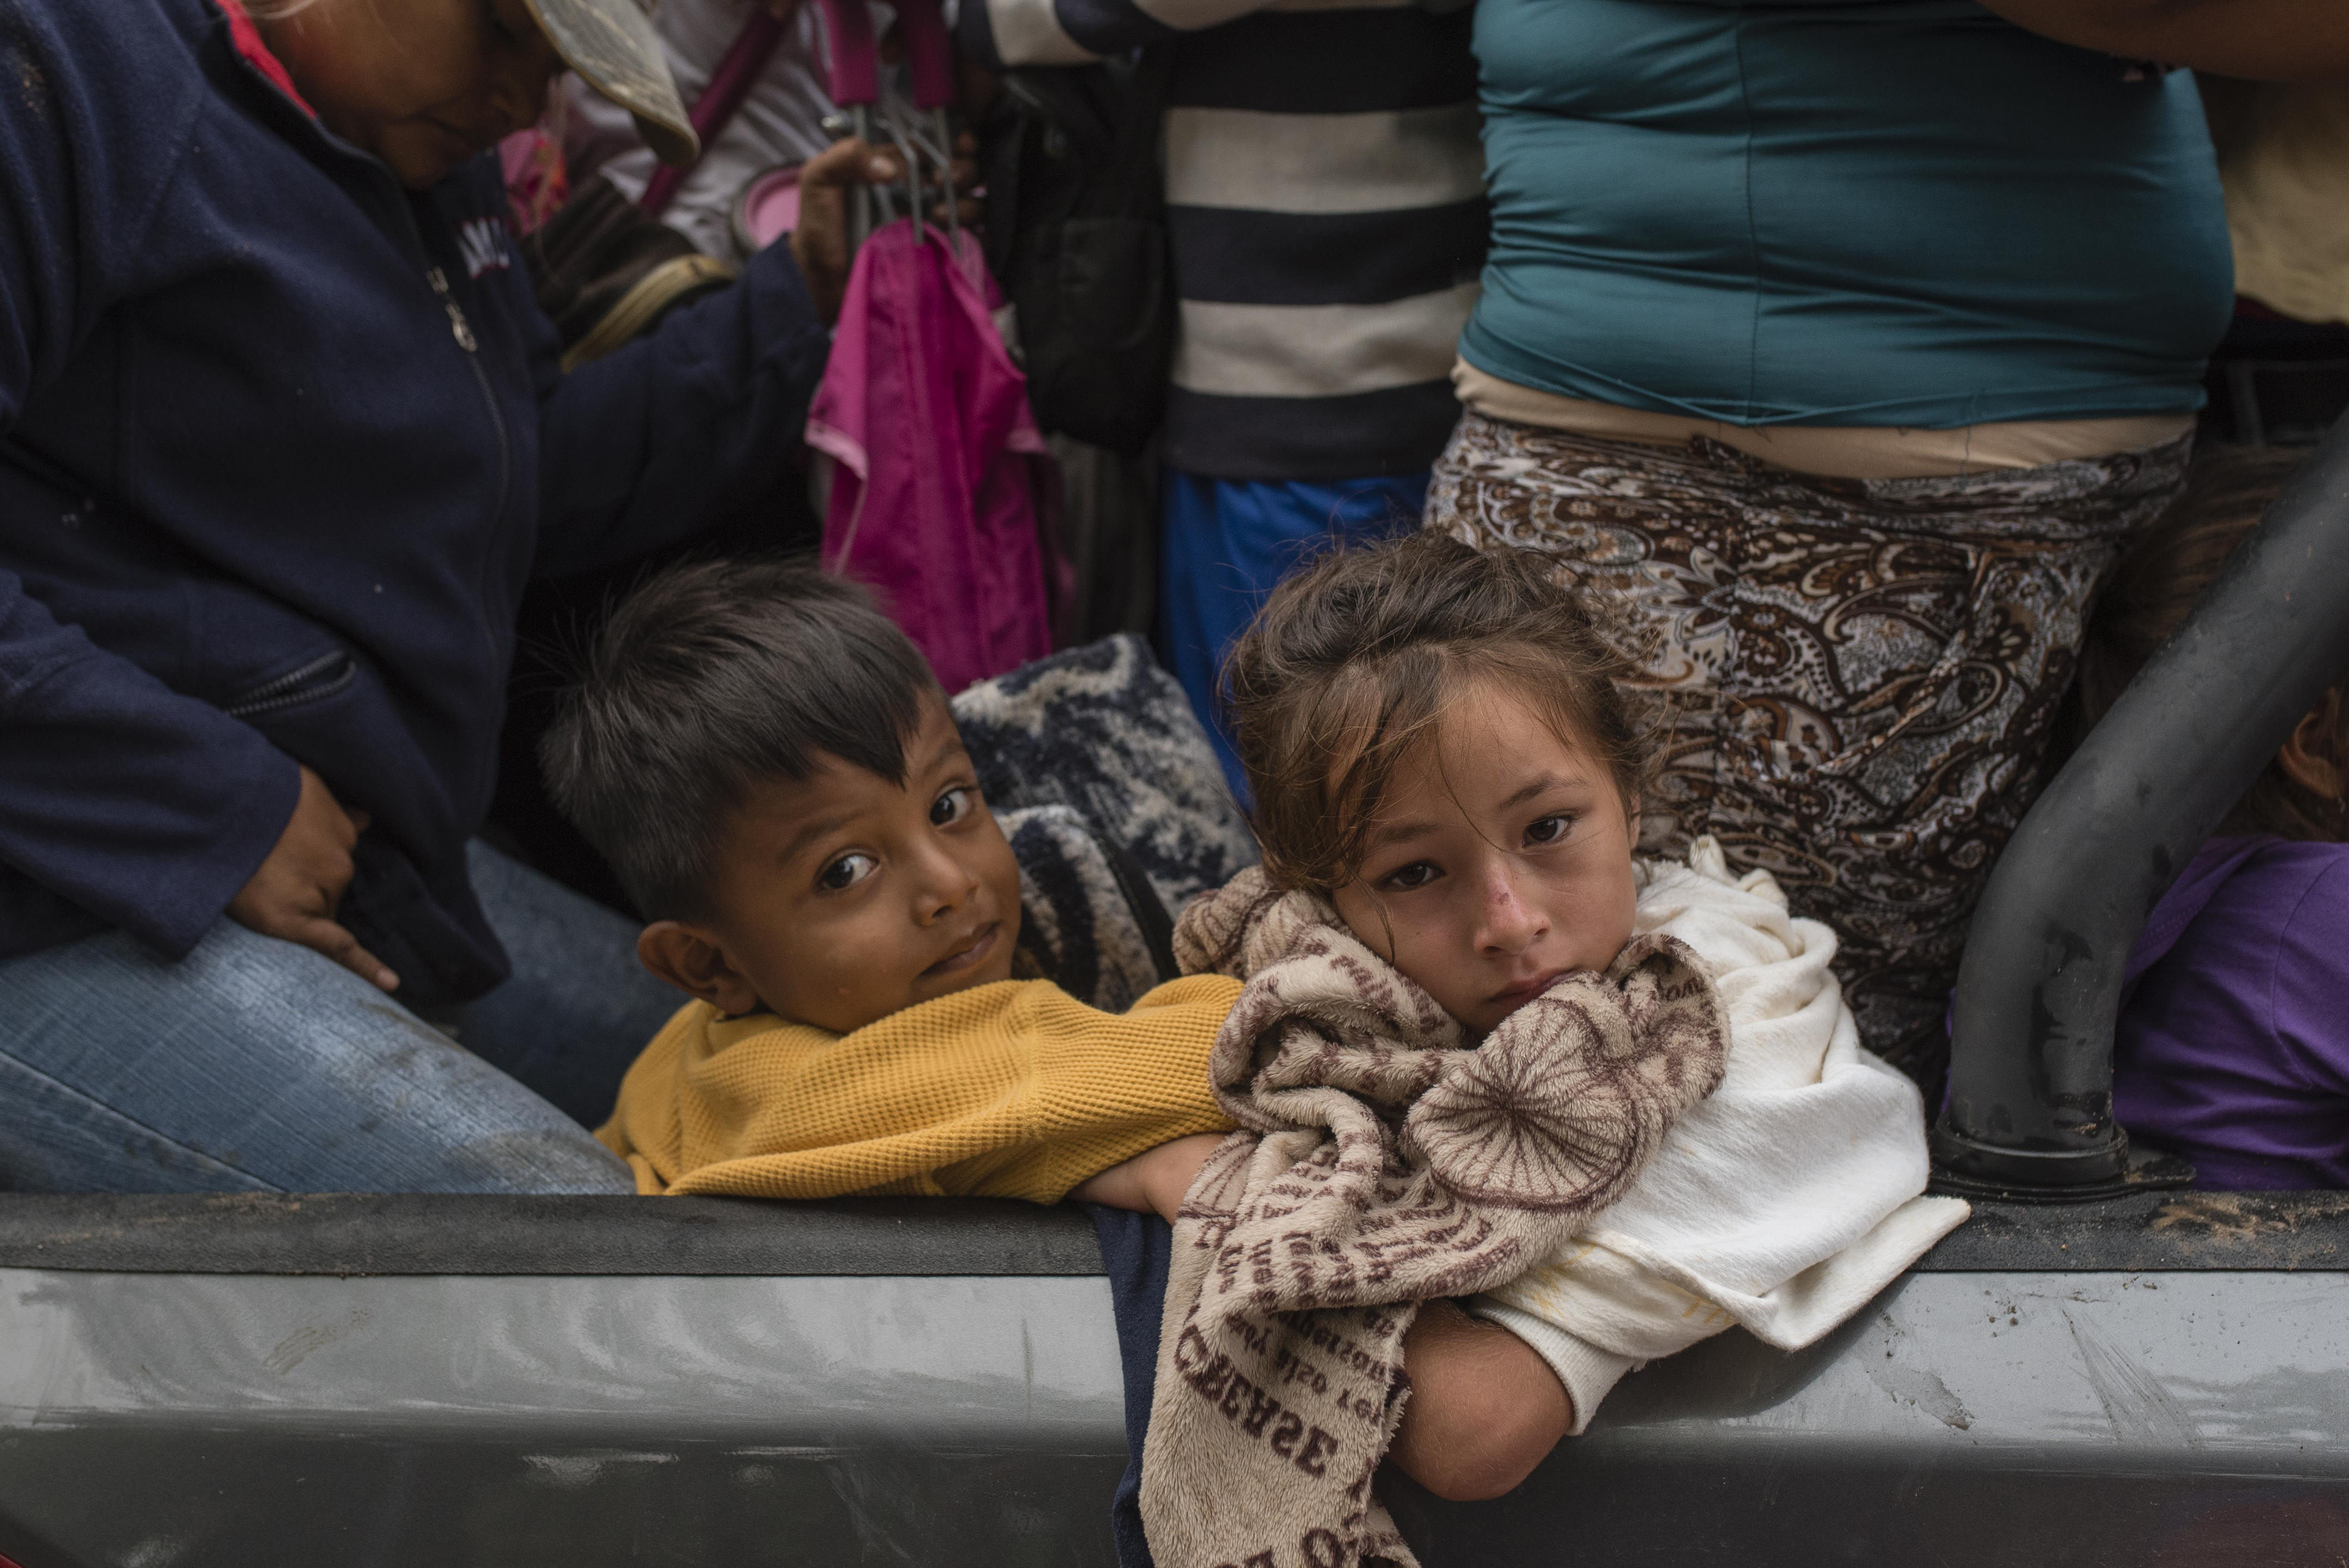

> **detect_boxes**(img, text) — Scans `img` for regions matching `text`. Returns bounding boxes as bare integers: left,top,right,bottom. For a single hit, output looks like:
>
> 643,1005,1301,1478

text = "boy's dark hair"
2080,443,2347,841
540,559,938,919
1223,531,1652,894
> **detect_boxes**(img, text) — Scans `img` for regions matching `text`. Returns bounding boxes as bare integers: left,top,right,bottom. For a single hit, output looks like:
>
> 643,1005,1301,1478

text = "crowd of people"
3,0,2348,1556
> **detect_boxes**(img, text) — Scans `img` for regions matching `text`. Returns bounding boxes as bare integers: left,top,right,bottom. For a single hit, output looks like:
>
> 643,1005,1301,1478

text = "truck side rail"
0,1190,2345,1274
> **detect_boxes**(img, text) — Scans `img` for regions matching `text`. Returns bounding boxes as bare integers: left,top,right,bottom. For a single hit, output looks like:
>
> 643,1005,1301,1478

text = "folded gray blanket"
1141,866,1729,1568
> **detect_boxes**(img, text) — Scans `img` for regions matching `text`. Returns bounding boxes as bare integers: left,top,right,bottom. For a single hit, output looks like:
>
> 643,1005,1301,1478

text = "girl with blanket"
1116,533,1967,1568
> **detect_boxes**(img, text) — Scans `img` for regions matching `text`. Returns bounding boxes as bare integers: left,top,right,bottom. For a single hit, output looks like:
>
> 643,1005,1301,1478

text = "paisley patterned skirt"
1426,410,2193,1081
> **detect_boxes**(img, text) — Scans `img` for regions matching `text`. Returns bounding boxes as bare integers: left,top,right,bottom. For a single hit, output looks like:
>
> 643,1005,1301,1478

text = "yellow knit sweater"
598,975,1243,1201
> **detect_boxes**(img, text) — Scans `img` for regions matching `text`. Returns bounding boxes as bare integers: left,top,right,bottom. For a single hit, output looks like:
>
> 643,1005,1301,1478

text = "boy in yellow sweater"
540,560,1235,1212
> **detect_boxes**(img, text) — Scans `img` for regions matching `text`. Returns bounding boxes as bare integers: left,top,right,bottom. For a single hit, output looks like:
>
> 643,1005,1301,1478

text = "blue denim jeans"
0,842,678,1194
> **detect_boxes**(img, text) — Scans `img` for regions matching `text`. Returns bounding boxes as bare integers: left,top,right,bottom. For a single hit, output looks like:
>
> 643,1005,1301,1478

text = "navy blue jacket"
0,0,831,1003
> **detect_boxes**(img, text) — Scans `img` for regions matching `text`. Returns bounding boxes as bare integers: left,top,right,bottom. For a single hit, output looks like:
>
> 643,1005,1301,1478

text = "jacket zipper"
413,234,514,815
424,263,509,522
425,257,512,526
224,650,356,719
425,264,480,353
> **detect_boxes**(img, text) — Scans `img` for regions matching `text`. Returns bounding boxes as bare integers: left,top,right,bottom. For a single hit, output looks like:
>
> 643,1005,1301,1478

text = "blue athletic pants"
1156,468,1430,800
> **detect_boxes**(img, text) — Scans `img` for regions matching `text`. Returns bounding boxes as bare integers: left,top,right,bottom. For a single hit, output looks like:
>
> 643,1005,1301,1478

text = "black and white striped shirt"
962,0,1484,481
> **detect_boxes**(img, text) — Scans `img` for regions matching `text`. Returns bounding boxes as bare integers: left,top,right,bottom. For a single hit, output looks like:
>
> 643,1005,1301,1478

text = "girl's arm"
1074,1137,1576,1500
1975,0,2349,78
1388,1302,1574,1502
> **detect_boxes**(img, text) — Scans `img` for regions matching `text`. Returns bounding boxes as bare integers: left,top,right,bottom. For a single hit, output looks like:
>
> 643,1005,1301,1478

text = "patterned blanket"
955,634,1263,1014
953,633,1260,920
1140,868,1729,1568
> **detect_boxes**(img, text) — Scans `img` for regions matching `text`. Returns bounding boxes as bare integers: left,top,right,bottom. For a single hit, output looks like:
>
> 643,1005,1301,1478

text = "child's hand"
1069,1133,1227,1225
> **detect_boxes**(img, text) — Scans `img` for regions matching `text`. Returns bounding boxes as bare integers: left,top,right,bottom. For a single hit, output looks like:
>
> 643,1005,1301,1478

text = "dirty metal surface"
0,1189,2345,1278
0,1192,1105,1277
1920,1189,2349,1272
1,1267,2343,1566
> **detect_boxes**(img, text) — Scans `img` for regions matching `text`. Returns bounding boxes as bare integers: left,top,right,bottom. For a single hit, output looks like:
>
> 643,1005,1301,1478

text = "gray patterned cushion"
954,636,1261,1009
997,806,1164,1013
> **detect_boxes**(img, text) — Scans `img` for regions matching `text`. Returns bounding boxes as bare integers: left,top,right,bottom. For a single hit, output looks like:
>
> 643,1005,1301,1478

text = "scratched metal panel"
0,1193,1110,1277
5,1190,2348,1277
2,1269,2345,1566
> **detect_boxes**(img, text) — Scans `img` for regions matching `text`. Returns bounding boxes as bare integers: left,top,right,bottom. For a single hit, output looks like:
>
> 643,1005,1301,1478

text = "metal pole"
849,103,874,249
1934,413,2349,1195
934,108,958,245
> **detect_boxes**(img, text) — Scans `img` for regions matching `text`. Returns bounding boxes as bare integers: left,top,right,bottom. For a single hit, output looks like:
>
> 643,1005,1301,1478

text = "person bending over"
0,0,935,1192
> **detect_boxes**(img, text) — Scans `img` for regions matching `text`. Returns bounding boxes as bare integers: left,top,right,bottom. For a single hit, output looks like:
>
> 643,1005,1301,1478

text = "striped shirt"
961,0,1484,481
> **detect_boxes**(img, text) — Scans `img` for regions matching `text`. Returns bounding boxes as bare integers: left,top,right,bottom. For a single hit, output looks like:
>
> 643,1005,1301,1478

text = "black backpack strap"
1103,46,1174,218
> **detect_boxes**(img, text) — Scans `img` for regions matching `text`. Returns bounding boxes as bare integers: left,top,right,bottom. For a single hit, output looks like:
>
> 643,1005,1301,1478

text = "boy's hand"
1069,1132,1227,1225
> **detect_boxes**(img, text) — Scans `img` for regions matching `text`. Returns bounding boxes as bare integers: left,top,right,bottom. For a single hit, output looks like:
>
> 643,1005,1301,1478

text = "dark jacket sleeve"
0,582,299,957
0,1,300,959
528,239,834,576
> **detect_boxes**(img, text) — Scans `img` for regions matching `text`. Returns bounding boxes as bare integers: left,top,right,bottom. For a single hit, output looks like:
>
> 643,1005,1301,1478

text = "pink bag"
806,221,1061,693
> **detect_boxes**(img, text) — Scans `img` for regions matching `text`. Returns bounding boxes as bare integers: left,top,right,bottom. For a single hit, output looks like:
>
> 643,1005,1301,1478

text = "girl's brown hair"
1223,531,1652,893
2079,444,2348,841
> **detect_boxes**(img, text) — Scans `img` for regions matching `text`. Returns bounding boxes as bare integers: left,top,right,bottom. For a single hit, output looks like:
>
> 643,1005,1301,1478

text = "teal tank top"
1460,0,2235,428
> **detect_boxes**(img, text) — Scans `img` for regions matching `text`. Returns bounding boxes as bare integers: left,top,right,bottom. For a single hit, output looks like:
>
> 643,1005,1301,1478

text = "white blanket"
1467,838,1969,1428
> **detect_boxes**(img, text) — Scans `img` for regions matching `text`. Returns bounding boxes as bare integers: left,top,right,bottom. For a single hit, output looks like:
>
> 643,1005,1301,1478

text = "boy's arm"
1068,1132,1226,1224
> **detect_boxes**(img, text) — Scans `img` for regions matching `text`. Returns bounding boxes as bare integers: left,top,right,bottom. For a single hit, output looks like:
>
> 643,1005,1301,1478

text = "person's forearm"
1977,0,2349,79
1068,1133,1225,1223
530,242,830,577
1387,1301,1572,1502
1067,1160,1150,1213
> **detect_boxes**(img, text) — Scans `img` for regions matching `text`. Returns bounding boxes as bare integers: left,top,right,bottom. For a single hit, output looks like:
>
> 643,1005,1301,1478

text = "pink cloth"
807,221,1058,693
498,124,569,235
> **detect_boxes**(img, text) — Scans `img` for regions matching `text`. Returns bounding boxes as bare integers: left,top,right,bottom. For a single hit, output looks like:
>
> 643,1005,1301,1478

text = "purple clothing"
2114,836,2349,1189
